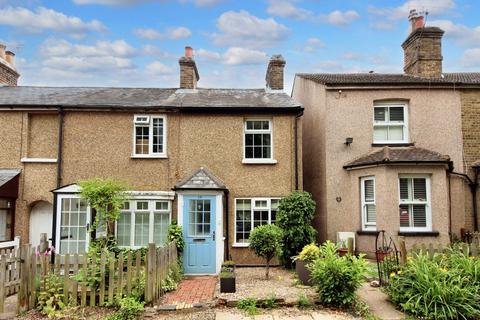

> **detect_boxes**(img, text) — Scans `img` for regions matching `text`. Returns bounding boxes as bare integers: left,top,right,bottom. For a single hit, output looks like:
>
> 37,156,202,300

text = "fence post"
39,233,48,254
0,254,6,313
17,244,29,313
399,237,407,266
145,243,156,304
347,237,354,255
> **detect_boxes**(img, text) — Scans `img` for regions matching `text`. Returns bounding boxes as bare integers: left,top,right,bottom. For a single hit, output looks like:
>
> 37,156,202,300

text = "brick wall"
266,55,285,90
461,90,480,231
0,61,18,86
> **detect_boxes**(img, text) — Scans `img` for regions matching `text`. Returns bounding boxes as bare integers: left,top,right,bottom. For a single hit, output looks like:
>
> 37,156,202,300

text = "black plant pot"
220,276,236,293
295,259,312,286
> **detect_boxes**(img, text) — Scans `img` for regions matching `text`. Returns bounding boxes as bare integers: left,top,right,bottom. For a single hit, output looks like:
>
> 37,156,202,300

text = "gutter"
343,160,450,170
294,110,303,190
52,107,64,262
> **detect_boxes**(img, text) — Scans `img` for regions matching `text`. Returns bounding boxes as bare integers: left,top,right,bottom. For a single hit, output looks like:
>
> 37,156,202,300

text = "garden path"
161,276,217,306
357,283,406,320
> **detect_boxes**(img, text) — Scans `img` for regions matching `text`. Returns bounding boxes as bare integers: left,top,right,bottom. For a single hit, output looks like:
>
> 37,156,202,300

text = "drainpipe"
449,162,479,232
294,111,303,190
51,107,64,262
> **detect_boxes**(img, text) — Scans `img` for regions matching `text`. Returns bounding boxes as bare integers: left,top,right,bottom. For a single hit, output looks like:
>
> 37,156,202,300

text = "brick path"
163,276,217,304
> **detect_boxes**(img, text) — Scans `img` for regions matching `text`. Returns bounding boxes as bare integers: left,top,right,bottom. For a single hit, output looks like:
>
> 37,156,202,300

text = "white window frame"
360,176,376,231
242,119,277,164
233,197,280,247
55,194,91,255
116,199,172,249
398,175,432,232
373,103,409,144
132,114,167,158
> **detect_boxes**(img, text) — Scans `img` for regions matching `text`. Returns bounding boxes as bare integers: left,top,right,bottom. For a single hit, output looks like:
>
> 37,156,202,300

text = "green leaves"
309,241,367,308
387,250,480,319
249,224,283,279
276,191,316,266
168,221,185,254
79,178,127,233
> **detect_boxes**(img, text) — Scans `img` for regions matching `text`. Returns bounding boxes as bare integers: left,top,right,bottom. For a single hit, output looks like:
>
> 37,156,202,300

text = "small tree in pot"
249,224,283,280
220,261,236,293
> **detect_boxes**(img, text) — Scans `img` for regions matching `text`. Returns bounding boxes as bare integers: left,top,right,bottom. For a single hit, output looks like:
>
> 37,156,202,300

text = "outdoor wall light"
344,137,353,146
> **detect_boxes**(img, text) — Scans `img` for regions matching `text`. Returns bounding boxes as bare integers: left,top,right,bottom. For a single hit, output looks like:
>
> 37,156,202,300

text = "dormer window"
373,103,408,144
133,115,167,158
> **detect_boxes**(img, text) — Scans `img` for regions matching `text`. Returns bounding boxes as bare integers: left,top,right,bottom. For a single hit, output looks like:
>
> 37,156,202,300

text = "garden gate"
375,230,399,286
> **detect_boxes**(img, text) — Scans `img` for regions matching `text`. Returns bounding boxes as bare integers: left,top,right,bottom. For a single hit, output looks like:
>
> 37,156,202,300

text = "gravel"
216,267,317,302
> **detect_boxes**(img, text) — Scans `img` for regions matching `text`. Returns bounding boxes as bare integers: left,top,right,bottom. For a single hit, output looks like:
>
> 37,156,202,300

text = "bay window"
399,176,431,231
360,177,376,231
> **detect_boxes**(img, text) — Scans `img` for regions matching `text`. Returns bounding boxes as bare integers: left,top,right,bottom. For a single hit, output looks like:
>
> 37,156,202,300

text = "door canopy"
174,167,227,191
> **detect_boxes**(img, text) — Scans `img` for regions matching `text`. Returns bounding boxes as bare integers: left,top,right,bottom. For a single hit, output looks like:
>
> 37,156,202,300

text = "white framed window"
360,177,376,231
57,195,91,254
234,198,280,246
117,200,171,248
133,115,167,157
373,103,408,144
243,120,276,163
398,175,431,232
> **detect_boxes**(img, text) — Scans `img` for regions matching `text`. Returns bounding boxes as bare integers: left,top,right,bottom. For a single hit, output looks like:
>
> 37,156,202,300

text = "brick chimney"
178,46,199,89
0,44,19,86
265,54,286,91
402,10,444,78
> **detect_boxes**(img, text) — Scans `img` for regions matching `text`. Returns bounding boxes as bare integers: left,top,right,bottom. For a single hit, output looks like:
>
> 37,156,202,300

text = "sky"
0,0,478,93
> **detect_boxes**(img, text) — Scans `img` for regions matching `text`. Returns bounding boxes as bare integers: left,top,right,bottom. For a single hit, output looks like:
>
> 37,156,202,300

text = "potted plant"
220,261,236,293
375,247,392,262
295,243,320,285
337,239,349,257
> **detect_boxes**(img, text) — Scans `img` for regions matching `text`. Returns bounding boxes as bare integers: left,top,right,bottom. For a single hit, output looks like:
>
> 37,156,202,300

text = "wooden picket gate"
0,241,178,314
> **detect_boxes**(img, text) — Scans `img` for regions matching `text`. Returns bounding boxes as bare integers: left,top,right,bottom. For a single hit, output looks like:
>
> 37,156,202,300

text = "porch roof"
174,167,227,190
0,169,21,198
343,147,451,170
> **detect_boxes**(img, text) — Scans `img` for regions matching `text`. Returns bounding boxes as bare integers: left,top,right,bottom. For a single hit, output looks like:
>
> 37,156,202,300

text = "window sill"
232,243,250,248
356,230,379,236
242,159,277,165
398,231,439,237
131,155,168,159
371,143,414,147
21,158,57,163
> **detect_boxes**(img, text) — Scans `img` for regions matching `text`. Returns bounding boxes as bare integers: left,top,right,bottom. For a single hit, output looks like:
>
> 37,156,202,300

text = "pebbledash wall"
293,77,466,254
0,110,301,264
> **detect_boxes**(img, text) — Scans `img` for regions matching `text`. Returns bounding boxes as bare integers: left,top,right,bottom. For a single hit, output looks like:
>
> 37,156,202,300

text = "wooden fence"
398,237,480,265
0,241,178,314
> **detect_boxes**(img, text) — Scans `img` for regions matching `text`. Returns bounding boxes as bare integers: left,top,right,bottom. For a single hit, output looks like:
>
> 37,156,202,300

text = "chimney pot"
265,54,286,91
5,51,15,68
185,46,193,58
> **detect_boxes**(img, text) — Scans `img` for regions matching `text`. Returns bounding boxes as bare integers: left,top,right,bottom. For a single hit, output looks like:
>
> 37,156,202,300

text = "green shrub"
219,271,235,278
105,297,144,320
249,224,283,279
262,294,278,309
387,250,480,320
161,263,183,292
168,221,185,254
237,297,258,316
37,273,65,318
309,241,367,307
297,293,311,308
276,191,316,267
297,243,320,261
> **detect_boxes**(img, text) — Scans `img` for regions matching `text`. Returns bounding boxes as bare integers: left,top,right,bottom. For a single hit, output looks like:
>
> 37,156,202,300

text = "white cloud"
196,47,268,65
460,48,480,68
317,10,359,26
266,0,359,26
266,0,312,20
429,20,480,47
145,61,175,75
303,37,326,53
134,26,191,40
369,0,455,20
74,0,222,6
212,10,289,49
0,6,106,37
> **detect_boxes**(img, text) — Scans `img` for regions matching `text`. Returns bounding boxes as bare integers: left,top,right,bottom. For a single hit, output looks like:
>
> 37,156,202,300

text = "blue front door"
183,195,216,274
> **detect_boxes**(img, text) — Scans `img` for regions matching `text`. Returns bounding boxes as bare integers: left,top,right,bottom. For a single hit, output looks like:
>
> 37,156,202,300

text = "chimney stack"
0,44,19,86
265,54,286,91
402,10,444,78
179,46,199,90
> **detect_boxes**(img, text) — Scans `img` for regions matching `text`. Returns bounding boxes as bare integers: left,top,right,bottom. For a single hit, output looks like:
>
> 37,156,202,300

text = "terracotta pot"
295,259,313,285
220,276,236,293
338,248,349,257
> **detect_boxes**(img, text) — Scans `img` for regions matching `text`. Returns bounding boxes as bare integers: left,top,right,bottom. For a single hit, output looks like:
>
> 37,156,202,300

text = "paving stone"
357,283,407,320
158,304,177,311
253,315,274,320
215,311,245,320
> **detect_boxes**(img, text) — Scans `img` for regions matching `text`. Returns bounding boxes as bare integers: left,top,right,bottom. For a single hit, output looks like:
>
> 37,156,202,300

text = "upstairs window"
399,176,431,231
360,177,376,231
373,104,408,144
133,115,166,157
244,120,273,161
